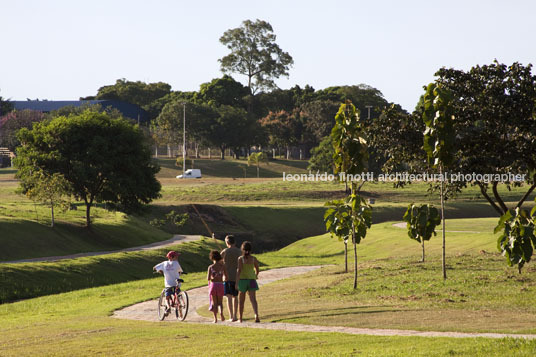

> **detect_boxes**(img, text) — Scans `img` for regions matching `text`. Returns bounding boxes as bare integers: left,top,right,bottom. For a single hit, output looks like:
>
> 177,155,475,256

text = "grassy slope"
0,238,223,303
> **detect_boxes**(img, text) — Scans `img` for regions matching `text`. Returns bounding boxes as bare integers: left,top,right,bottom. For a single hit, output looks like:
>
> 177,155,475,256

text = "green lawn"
1,219,536,355
156,157,309,179
2,274,535,356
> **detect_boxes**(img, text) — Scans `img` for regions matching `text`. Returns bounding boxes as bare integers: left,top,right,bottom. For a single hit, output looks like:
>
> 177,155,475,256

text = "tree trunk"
344,241,348,273
299,149,303,160
194,142,200,158
421,240,425,263
220,146,225,160
286,147,290,160
208,148,211,159
257,165,260,178
155,146,158,158
84,197,93,228
50,203,54,228
167,144,171,158
351,183,358,289
440,164,446,280
353,226,358,289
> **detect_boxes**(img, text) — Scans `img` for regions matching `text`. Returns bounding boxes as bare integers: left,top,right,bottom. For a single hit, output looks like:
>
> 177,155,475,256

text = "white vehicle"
176,169,202,179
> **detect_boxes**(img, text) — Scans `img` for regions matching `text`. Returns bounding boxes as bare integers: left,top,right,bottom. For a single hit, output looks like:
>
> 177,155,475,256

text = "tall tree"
15,110,161,228
435,61,536,216
219,19,293,95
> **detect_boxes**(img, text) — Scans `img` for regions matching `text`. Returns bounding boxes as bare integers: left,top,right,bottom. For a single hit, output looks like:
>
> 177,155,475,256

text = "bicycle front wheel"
157,290,167,321
175,291,189,321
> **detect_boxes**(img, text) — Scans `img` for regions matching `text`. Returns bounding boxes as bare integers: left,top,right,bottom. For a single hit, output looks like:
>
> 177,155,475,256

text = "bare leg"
217,295,225,321
210,294,218,323
226,294,234,321
232,296,239,321
238,291,246,322
248,290,259,322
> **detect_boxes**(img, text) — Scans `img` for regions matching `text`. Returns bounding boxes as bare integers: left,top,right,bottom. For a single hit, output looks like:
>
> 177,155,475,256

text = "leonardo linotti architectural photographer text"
282,172,526,183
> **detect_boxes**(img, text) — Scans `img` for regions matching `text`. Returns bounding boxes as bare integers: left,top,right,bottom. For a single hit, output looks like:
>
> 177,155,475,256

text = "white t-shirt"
154,260,183,287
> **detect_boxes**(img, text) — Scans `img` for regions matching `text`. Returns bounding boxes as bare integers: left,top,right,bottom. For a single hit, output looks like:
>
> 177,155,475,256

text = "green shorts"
238,279,259,293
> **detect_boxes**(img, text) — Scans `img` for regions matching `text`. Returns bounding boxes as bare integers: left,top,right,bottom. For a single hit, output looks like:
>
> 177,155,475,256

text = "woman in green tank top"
235,241,260,323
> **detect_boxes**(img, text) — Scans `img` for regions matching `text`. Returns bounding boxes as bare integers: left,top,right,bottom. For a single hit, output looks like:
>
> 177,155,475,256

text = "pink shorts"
209,282,224,297
208,282,225,312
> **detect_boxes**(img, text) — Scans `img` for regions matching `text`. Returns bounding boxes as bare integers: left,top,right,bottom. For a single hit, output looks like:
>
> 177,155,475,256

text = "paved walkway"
113,265,536,340
3,235,201,264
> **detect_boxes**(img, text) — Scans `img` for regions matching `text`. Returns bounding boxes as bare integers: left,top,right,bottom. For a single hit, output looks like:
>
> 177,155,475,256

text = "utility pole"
182,102,186,175
365,105,373,120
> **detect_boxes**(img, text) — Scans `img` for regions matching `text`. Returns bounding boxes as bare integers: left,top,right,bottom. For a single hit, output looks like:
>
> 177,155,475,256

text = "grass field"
156,157,309,179
2,274,536,356
1,218,536,355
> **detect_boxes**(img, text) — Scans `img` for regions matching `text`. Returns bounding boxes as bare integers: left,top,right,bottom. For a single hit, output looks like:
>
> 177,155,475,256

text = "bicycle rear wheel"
157,290,167,321
175,291,189,321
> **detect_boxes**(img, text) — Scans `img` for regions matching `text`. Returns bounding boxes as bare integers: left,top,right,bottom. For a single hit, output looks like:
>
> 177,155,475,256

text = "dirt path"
3,235,201,264
113,266,536,340
392,222,482,233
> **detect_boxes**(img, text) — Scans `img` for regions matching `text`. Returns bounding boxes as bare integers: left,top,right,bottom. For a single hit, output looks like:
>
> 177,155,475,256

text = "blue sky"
1,0,534,111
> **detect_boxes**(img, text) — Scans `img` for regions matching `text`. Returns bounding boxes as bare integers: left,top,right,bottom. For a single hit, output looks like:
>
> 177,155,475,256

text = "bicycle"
155,275,189,321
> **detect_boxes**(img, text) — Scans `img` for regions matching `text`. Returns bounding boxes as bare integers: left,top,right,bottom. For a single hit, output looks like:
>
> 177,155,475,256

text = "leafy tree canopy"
15,110,161,227
219,19,293,95
197,75,249,108
94,79,172,119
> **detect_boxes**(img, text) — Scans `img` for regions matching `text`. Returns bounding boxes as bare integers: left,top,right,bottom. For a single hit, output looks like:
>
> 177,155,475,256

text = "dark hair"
241,241,252,256
225,235,235,245
209,250,222,261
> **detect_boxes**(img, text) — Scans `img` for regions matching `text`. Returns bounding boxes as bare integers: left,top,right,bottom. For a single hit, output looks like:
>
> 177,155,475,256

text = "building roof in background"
11,100,148,123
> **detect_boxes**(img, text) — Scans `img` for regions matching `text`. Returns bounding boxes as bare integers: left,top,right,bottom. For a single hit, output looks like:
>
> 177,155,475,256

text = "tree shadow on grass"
267,305,402,322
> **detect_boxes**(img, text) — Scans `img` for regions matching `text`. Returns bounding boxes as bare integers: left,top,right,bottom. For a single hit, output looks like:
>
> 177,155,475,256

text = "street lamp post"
365,105,373,120
182,102,186,175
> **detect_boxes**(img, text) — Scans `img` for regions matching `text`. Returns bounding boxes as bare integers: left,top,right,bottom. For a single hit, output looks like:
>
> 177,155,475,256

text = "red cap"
166,251,179,259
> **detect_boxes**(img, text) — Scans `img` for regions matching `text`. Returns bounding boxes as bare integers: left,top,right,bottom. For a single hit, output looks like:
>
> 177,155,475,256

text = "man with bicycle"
153,251,184,315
